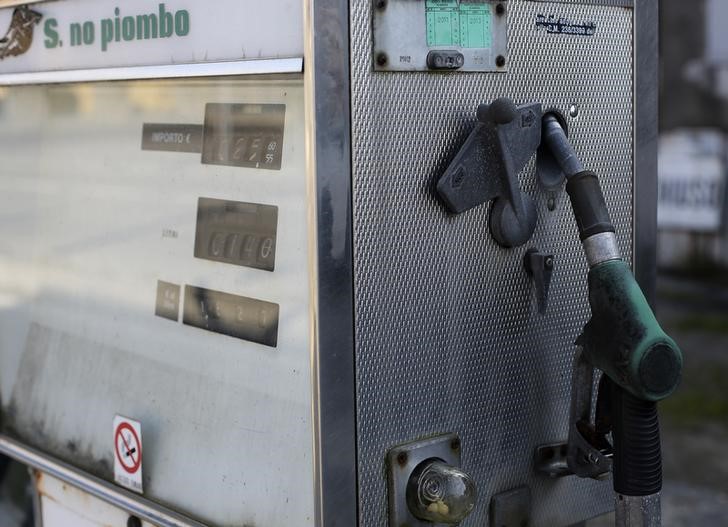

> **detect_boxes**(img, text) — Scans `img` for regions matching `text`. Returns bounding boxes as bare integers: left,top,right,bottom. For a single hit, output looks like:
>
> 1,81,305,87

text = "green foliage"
674,315,728,335
661,361,728,425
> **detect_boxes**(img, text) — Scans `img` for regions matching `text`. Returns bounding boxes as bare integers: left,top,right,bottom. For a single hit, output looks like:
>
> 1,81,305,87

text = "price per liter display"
183,285,279,347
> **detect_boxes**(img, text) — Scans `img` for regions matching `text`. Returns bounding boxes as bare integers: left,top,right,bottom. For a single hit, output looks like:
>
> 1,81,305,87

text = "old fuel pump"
0,0,661,525
436,98,683,527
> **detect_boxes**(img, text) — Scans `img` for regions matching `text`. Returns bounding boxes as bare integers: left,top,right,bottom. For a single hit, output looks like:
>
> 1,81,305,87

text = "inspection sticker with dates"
113,415,143,493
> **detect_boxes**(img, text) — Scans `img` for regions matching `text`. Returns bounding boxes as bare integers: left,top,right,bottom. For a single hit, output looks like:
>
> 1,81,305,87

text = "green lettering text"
43,18,59,48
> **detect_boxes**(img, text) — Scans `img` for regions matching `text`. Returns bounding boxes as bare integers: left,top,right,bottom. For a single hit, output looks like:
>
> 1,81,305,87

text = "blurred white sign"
658,130,726,232
706,0,728,64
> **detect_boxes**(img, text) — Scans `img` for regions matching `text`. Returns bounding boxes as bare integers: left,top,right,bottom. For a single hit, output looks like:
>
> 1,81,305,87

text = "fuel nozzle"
541,113,682,401
541,113,683,524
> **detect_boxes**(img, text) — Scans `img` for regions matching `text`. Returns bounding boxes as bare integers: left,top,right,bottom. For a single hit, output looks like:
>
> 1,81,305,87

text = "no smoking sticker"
113,415,143,493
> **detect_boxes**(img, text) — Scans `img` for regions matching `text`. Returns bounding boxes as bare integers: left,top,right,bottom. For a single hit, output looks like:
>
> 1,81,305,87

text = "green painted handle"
580,260,683,402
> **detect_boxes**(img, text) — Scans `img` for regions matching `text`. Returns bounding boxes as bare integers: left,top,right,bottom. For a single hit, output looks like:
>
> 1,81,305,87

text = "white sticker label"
113,415,143,493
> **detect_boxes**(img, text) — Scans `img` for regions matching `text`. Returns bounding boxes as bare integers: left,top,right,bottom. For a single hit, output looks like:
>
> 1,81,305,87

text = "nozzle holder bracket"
436,98,541,248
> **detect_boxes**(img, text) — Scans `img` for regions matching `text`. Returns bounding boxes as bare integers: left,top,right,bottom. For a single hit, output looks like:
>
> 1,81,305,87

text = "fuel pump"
436,98,683,527
0,0,665,525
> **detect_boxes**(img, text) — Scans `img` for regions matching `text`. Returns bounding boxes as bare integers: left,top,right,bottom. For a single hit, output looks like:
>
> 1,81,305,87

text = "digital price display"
194,198,278,272
183,285,279,347
201,103,285,170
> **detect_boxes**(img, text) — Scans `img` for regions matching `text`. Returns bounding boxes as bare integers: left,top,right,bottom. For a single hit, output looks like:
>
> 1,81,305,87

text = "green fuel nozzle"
542,113,683,520
582,259,682,402
542,114,683,402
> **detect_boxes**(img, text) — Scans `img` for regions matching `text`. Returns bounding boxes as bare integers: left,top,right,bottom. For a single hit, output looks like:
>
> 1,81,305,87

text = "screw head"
376,52,388,67
450,437,461,451
545,257,554,269
547,196,556,211
569,104,580,118
375,0,387,10
496,3,506,16
495,55,506,68
397,451,408,466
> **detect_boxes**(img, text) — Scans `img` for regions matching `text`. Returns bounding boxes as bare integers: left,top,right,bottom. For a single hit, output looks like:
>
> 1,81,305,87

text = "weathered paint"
35,470,157,527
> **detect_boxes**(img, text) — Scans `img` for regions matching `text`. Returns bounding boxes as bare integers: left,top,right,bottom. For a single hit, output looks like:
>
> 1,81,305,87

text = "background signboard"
658,130,727,232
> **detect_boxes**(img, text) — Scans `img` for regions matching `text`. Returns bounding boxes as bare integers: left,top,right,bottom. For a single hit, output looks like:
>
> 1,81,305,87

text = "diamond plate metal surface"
350,1,633,526
531,0,632,6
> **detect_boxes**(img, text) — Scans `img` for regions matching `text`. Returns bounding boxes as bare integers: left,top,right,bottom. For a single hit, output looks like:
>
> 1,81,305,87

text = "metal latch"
427,50,465,70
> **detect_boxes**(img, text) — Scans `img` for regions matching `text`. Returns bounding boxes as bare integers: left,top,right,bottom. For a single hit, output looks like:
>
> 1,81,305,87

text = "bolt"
127,517,142,527
495,55,506,68
496,3,506,16
547,196,556,211
397,451,408,466
450,437,461,451
376,52,388,67
569,104,580,118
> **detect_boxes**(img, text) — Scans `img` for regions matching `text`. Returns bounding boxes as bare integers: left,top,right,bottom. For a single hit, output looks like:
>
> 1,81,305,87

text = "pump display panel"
0,76,315,526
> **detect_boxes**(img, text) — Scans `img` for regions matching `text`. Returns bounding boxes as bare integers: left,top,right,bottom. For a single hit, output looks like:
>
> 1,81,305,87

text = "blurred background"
593,0,728,524
640,0,728,524
1,0,727,526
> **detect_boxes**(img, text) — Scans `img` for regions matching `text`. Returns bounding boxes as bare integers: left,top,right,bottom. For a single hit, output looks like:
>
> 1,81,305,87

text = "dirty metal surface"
350,1,634,525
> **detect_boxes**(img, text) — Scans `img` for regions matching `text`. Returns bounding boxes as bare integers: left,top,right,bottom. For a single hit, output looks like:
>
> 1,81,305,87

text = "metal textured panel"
531,0,632,6
350,1,634,526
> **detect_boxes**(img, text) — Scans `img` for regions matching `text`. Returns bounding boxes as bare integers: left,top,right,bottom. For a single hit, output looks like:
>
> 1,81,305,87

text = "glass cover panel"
0,76,314,526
